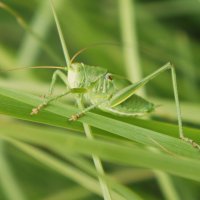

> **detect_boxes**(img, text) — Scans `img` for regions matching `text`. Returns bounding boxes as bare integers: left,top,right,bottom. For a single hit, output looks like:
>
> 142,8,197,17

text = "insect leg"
31,88,87,115
31,69,68,115
31,90,71,115
69,103,102,121
110,63,172,107
110,62,200,150
48,70,68,96
69,97,112,121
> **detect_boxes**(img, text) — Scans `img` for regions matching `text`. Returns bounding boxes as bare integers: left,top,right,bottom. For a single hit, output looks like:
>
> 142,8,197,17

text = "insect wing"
101,94,155,116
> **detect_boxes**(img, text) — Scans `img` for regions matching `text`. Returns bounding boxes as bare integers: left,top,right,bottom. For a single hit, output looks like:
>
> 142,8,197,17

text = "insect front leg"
31,70,68,115
31,87,87,115
110,62,200,150
47,70,68,96
31,90,71,115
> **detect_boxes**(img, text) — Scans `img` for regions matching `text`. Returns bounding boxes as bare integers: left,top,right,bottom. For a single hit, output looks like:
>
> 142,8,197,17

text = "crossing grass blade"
0,87,200,158
1,115,200,182
0,135,143,200
0,87,200,182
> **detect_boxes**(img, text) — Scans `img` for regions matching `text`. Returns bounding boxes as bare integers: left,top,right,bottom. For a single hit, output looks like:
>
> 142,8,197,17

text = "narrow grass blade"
50,0,70,67
0,141,26,200
1,120,200,182
43,186,91,200
76,99,113,200
1,136,142,200
0,1,62,71
154,171,180,200
118,0,144,96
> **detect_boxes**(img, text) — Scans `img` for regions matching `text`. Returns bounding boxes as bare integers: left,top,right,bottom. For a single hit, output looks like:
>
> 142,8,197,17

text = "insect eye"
106,73,113,81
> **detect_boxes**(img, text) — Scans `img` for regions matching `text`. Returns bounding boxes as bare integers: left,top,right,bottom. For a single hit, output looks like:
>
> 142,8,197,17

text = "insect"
20,1,198,151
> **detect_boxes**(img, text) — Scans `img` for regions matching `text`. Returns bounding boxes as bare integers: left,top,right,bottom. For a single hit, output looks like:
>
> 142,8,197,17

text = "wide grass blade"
0,87,199,158
1,108,200,182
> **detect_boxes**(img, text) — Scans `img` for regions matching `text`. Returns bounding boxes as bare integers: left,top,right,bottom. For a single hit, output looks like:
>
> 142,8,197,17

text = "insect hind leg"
169,64,200,150
141,62,200,150
111,62,200,150
69,103,97,121
69,98,111,121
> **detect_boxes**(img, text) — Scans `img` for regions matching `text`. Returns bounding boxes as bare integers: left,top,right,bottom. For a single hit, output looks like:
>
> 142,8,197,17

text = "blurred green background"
0,0,200,199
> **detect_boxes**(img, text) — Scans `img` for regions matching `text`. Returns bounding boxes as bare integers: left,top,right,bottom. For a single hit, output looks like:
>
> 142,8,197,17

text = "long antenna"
1,66,65,72
70,47,89,64
70,42,122,63
50,0,71,67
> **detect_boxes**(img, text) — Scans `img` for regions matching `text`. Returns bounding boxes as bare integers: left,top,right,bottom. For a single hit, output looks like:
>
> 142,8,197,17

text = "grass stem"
118,0,144,96
77,98,112,200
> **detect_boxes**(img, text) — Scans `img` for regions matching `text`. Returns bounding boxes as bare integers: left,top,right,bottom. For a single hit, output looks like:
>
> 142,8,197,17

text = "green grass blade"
0,141,26,200
154,170,180,200
57,152,143,200
43,186,90,200
16,0,62,68
1,136,142,200
1,118,200,182
0,45,16,70
118,0,144,95
76,99,113,200
0,2,62,69
118,1,178,198
50,0,70,67
0,87,199,158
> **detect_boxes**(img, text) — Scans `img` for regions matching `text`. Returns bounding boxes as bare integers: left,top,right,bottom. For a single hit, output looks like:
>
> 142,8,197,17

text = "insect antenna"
70,42,121,64
1,66,65,73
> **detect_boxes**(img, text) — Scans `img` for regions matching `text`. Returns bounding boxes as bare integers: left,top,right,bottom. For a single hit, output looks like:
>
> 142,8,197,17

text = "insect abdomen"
99,94,155,116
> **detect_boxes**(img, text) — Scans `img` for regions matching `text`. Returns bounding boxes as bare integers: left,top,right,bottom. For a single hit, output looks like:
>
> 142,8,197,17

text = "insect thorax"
68,63,108,89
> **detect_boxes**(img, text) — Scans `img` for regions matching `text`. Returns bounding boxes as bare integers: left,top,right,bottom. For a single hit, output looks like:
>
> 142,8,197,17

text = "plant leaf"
0,87,200,159
1,111,200,182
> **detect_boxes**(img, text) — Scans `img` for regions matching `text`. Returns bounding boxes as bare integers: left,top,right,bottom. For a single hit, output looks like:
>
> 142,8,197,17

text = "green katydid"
20,1,199,151
31,60,200,150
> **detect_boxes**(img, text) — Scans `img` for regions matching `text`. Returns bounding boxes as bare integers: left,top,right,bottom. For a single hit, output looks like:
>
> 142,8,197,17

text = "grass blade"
50,0,70,67
76,99,113,200
0,141,26,200
1,136,143,200
0,87,199,158
0,118,200,182
118,0,144,95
